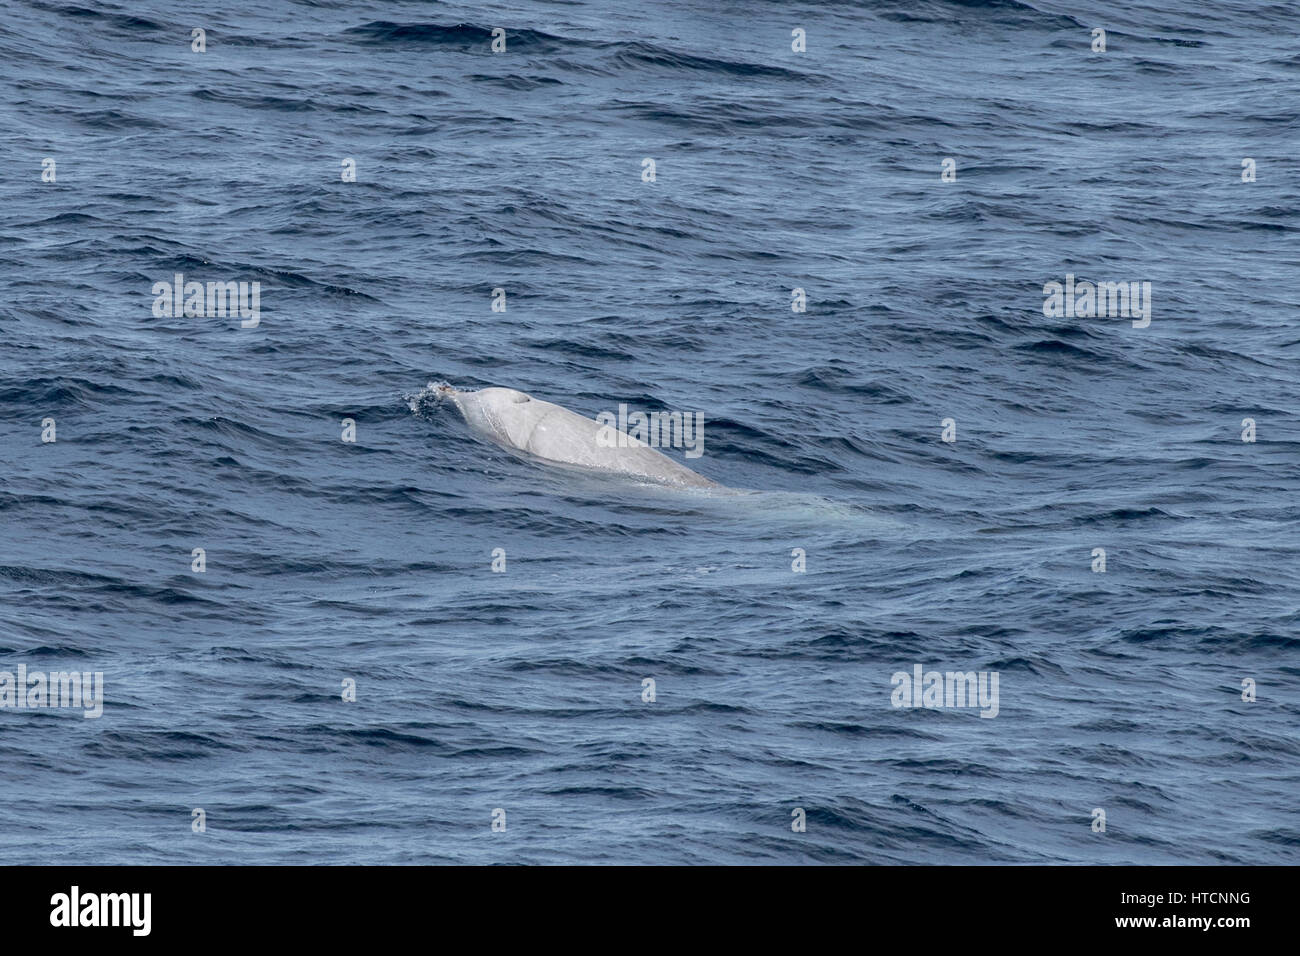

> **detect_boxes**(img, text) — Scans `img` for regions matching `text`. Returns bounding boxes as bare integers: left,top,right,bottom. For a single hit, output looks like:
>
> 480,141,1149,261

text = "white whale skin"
441,384,717,488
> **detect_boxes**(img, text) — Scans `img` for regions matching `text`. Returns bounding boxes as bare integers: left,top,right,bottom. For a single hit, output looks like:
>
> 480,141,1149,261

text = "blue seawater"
0,0,1297,864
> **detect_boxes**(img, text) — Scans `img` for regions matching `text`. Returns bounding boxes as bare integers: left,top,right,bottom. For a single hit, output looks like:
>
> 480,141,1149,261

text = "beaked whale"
439,384,718,488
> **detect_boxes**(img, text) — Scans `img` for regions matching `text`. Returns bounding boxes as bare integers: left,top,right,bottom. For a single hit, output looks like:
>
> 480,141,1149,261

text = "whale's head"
442,385,538,447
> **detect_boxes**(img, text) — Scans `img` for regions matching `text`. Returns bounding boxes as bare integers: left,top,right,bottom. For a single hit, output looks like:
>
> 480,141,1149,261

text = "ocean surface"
1,0,1297,865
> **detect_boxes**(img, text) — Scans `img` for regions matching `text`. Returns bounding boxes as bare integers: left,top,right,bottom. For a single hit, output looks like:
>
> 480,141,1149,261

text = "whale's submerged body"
440,384,718,488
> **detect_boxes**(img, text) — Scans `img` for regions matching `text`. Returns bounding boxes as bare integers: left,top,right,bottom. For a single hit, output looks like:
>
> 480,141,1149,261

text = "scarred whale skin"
440,384,717,488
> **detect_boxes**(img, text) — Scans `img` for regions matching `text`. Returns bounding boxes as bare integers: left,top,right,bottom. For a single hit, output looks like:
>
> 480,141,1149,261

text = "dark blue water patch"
0,0,1296,866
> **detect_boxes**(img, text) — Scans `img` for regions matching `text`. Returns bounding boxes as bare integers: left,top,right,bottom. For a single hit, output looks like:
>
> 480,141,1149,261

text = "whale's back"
451,387,717,489
527,401,715,487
